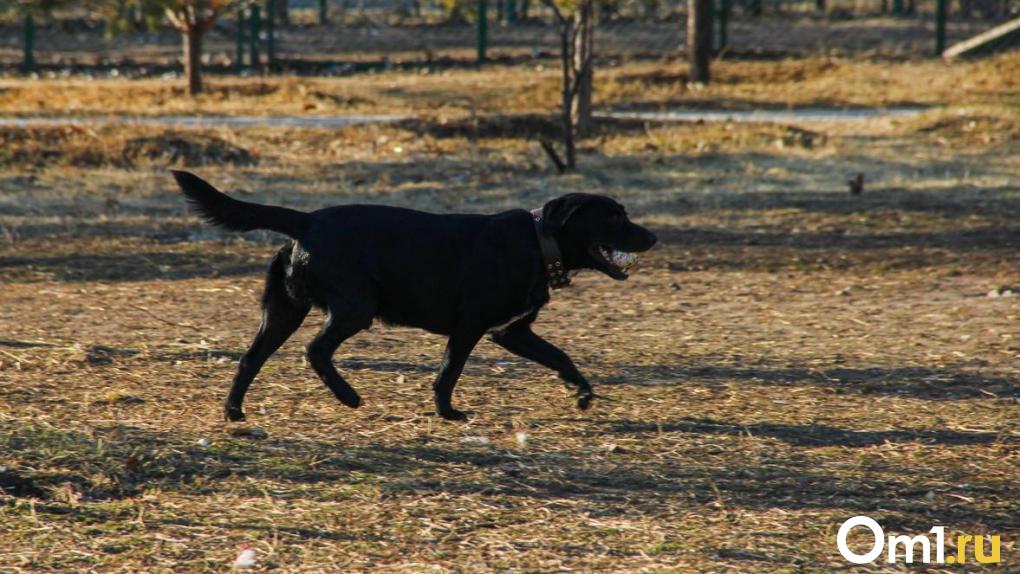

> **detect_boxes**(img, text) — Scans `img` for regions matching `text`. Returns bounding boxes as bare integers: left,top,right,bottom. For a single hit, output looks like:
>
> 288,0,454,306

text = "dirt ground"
1,49,1018,572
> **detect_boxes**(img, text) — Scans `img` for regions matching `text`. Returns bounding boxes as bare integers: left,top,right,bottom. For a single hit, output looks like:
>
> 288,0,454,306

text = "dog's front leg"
433,330,484,421
490,322,595,410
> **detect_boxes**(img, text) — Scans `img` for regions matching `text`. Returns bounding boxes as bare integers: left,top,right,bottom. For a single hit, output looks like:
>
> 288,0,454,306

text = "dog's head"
541,193,657,280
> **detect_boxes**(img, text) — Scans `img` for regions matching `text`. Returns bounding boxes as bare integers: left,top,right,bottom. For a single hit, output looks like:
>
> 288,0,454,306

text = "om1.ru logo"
837,516,1001,565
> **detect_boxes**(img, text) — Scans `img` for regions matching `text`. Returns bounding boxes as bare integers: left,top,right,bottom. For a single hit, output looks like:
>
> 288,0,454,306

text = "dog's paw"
438,407,468,421
338,390,362,409
225,405,246,422
576,392,594,411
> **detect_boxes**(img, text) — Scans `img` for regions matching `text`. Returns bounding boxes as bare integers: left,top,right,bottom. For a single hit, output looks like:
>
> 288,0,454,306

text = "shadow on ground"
0,250,266,282
6,421,1013,533
607,364,1020,400
594,416,1015,447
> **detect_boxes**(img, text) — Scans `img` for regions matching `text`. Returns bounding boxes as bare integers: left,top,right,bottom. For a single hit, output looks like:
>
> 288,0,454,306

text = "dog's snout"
646,230,658,247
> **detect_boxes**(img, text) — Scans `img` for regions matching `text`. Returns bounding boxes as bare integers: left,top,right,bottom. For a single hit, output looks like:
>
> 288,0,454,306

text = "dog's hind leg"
306,295,374,410
225,250,310,422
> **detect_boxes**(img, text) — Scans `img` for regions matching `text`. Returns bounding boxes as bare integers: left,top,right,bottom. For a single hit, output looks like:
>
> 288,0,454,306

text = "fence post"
319,0,329,24
935,0,947,55
507,0,517,23
267,0,276,67
236,8,246,69
477,0,488,63
22,14,35,72
891,0,902,15
249,3,261,68
716,0,729,52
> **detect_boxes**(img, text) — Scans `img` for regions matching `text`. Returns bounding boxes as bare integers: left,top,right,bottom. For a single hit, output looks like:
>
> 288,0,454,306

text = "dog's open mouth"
592,244,639,280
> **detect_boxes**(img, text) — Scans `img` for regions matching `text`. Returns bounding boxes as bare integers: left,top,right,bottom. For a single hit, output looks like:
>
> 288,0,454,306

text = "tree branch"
568,52,592,98
539,139,567,174
164,8,187,31
539,0,567,25
202,0,237,32
568,17,581,63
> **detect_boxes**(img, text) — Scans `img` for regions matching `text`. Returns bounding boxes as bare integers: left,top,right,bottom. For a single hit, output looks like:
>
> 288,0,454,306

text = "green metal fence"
1,1,1016,75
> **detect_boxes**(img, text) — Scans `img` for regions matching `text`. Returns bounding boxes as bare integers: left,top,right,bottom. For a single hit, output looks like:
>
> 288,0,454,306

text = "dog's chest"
488,288,548,333
490,307,536,332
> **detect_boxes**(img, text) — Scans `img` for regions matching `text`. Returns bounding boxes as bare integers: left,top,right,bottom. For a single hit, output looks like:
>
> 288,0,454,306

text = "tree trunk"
183,27,204,95
559,19,576,169
572,0,594,137
687,0,712,84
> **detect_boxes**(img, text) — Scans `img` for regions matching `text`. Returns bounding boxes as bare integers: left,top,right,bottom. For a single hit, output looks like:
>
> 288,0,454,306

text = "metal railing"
0,1,1016,75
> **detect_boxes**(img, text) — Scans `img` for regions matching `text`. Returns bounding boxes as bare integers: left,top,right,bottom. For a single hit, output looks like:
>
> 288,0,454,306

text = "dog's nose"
646,230,658,247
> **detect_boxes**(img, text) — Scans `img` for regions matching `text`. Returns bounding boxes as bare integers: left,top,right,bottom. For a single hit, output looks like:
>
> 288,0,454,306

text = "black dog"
172,171,656,421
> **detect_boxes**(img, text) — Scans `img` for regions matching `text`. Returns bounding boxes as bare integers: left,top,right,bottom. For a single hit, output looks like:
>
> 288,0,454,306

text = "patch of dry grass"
0,126,257,169
598,53,1020,110
0,51,1018,119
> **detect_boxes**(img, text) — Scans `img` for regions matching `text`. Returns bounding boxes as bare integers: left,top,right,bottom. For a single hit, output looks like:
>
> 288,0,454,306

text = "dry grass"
0,126,257,169
1,55,1019,573
598,53,1020,111
1,232,1017,572
0,51,1018,118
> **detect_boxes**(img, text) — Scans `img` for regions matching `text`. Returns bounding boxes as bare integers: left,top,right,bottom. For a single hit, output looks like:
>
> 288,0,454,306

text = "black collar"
531,208,571,289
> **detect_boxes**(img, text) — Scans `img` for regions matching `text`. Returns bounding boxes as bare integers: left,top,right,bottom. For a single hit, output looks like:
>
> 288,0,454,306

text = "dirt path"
0,105,927,130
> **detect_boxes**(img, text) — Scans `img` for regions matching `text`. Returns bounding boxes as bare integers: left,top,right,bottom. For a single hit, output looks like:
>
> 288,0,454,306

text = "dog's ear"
541,194,589,233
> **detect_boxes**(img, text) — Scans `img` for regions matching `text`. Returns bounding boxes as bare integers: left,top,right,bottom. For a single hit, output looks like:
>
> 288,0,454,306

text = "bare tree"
101,0,237,95
687,0,711,83
540,0,595,170
163,1,237,95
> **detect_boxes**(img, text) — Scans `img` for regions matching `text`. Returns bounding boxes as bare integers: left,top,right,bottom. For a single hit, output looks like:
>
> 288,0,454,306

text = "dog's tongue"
610,250,638,271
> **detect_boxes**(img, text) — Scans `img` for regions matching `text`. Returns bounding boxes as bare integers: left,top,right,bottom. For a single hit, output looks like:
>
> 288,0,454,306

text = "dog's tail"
172,170,309,239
